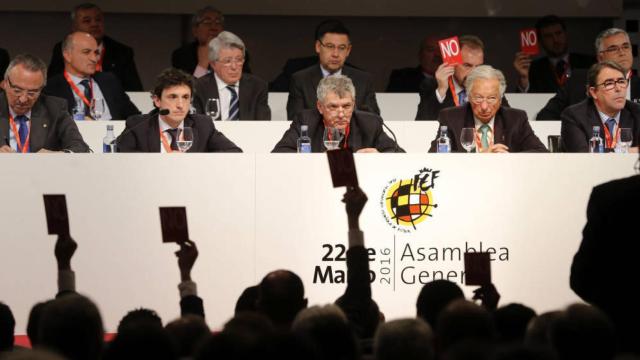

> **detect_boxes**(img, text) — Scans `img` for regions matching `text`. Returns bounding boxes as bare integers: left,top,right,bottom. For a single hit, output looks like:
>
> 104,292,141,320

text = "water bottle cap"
440,125,448,131
301,125,308,131
106,125,114,131
593,126,600,131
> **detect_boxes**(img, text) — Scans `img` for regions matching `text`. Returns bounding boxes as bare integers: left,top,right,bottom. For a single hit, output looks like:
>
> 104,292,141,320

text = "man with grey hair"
48,3,143,91
172,6,251,78
374,318,435,360
273,75,402,152
192,31,270,120
429,65,546,152
1,54,89,153
537,27,638,119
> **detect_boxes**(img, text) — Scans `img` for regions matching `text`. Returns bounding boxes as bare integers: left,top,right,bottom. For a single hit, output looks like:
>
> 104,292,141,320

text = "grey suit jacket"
0,91,89,153
192,73,271,120
286,64,380,120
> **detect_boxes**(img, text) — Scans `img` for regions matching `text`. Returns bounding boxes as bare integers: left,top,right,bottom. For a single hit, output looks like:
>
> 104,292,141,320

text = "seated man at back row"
192,31,270,120
429,65,546,153
561,61,640,152
1,54,89,153
116,68,242,153
273,75,403,153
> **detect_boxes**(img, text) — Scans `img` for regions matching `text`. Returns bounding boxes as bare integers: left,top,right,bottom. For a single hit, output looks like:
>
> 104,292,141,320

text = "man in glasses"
286,20,379,120
561,61,640,152
428,65,546,153
273,75,401,153
537,28,638,119
116,68,241,153
43,32,140,121
172,6,251,78
192,31,270,120
48,3,143,91
0,54,89,153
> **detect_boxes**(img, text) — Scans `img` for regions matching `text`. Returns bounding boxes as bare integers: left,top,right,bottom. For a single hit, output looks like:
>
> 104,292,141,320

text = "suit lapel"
28,100,49,152
348,113,363,151
307,66,323,107
148,115,161,152
493,109,506,146
0,94,9,143
238,76,250,120
631,75,639,102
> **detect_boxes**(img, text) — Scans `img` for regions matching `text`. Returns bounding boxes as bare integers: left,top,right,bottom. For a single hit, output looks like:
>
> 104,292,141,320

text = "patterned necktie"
227,85,239,120
15,115,29,153
605,118,616,139
458,89,467,105
79,79,93,116
166,128,179,151
479,124,491,150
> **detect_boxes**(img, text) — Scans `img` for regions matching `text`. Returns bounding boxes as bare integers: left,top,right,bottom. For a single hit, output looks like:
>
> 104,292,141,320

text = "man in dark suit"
429,65,546,153
192,31,270,120
0,54,89,153
0,48,9,78
43,32,140,121
416,35,494,120
537,28,638,120
570,167,640,353
514,15,595,93
286,20,379,120
274,75,401,153
171,7,250,79
561,61,640,152
386,35,442,93
117,68,241,153
48,3,143,91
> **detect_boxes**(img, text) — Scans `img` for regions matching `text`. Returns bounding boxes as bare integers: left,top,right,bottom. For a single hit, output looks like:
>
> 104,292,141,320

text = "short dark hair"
0,302,15,352
117,308,163,333
587,60,626,88
416,280,464,328
257,270,306,327
152,68,194,98
315,19,350,41
71,3,101,21
535,15,566,34
191,6,224,27
459,35,484,51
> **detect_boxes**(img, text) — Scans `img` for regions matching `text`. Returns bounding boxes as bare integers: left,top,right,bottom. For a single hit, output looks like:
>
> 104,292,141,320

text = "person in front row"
192,31,270,120
0,54,89,153
272,75,403,153
560,61,640,152
116,68,242,153
428,65,547,153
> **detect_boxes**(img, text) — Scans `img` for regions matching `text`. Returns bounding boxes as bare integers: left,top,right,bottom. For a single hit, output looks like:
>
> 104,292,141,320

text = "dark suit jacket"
527,53,595,93
386,66,428,93
269,55,319,92
171,41,252,75
570,175,640,353
0,91,89,153
272,109,403,153
116,112,242,152
286,64,380,120
428,104,547,153
0,48,9,79
48,36,143,91
416,77,510,120
192,72,270,120
537,69,640,120
560,98,640,152
43,72,140,120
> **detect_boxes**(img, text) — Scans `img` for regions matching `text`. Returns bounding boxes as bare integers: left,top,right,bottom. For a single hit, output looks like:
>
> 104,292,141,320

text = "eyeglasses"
324,103,354,114
216,57,245,67
599,43,631,55
594,77,629,91
198,18,224,27
469,95,500,105
318,40,350,53
6,77,42,99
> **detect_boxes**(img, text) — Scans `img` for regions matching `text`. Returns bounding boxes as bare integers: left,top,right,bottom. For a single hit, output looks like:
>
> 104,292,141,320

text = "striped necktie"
227,85,239,120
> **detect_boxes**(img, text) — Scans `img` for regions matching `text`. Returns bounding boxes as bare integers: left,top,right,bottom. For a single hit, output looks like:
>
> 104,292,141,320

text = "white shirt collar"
597,110,621,125
320,65,342,78
8,107,32,120
474,116,495,130
158,115,184,132
548,53,570,66
214,72,237,90
68,71,90,85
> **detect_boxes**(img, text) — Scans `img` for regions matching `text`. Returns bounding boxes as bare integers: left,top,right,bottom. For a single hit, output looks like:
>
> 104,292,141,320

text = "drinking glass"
91,98,105,120
460,128,476,153
618,128,633,153
206,98,220,121
323,127,343,151
177,127,194,152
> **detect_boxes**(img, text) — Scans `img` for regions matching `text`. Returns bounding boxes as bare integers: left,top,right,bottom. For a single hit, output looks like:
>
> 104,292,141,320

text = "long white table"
0,154,636,334
77,120,561,154
126,92,555,122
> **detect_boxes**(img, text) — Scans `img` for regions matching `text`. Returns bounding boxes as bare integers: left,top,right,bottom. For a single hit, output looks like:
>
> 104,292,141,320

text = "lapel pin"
43,124,47,128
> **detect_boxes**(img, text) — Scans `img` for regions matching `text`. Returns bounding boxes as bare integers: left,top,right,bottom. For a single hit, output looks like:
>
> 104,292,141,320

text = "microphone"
159,108,170,116
114,112,159,152
380,119,400,153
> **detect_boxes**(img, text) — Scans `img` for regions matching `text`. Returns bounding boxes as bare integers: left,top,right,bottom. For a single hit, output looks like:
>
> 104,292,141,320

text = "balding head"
257,270,307,330
62,32,99,78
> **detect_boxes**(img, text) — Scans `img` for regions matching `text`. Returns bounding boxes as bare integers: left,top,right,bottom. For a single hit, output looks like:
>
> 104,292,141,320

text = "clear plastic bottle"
297,125,312,153
437,125,451,153
589,126,604,153
103,125,116,153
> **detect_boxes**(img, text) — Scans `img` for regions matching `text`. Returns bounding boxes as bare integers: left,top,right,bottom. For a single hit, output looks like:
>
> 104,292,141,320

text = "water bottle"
437,125,451,153
103,125,116,153
589,126,604,153
297,125,312,153
73,101,85,121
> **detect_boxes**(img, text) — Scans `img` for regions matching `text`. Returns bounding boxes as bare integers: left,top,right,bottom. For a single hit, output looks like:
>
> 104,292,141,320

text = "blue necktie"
80,79,93,116
605,118,616,138
227,85,239,120
458,89,467,105
15,115,29,153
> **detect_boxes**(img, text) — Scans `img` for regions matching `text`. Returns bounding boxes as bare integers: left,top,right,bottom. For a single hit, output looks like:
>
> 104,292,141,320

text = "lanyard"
96,47,105,72
343,124,350,149
159,127,177,153
63,70,93,108
9,114,30,153
601,121,619,149
448,77,460,106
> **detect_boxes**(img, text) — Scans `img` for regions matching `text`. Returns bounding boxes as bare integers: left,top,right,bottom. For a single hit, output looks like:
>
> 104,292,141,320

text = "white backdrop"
0,154,636,334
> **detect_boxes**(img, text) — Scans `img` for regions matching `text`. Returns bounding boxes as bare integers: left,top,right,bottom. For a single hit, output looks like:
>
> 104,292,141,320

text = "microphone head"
159,109,170,116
